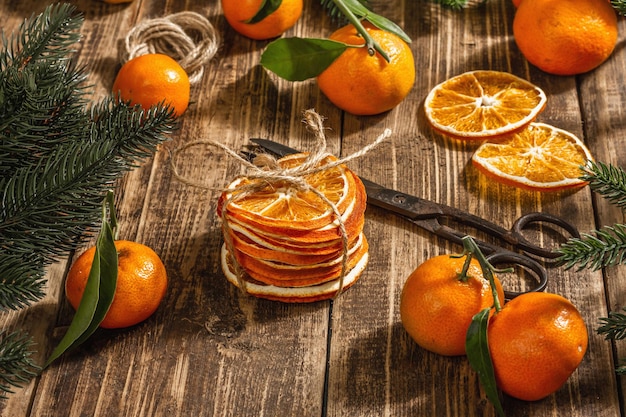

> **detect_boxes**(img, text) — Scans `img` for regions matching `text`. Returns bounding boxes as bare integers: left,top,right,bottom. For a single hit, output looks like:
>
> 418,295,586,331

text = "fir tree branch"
598,307,626,340
611,0,626,16
0,2,180,397
557,224,626,271
0,331,40,399
1,99,177,266
1,2,177,311
0,4,90,179
1,3,83,68
581,161,626,211
0,255,46,311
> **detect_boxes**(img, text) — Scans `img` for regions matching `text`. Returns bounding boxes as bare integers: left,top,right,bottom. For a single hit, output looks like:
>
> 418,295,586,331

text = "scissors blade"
249,138,300,158
249,138,444,220
250,138,442,220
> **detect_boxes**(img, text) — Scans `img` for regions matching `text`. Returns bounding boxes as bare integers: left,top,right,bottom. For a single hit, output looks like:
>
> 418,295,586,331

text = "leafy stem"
328,0,389,61
459,236,507,417
260,0,411,81
44,190,119,367
458,236,509,312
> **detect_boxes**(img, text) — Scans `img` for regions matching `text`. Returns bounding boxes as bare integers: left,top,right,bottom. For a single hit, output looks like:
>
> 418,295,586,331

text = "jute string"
119,11,221,84
170,109,392,297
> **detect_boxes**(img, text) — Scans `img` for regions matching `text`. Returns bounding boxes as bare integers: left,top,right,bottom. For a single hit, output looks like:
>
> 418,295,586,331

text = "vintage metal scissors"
248,138,581,298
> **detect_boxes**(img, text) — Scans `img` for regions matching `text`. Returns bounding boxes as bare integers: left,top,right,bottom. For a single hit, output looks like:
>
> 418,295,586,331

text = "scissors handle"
486,252,548,299
422,220,549,299
433,205,580,259
508,212,581,259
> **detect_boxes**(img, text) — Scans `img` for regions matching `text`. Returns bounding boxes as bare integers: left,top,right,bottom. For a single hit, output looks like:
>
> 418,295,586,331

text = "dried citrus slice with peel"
219,149,369,302
221,243,368,302
471,122,593,191
219,153,355,231
424,70,547,140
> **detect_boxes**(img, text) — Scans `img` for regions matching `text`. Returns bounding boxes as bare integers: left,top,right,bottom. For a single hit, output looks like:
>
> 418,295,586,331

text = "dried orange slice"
221,243,368,302
233,234,368,284
218,150,369,302
424,70,547,140
471,122,594,191
219,153,356,232
223,190,364,242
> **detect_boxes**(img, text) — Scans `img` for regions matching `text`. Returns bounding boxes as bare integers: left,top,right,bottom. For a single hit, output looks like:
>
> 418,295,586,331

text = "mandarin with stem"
316,22,415,116
488,291,588,401
400,254,504,356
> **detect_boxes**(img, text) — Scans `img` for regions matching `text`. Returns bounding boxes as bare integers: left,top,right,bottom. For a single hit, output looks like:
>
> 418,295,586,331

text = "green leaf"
336,0,412,43
246,0,283,24
261,37,350,81
44,193,118,367
466,308,505,417
364,13,412,44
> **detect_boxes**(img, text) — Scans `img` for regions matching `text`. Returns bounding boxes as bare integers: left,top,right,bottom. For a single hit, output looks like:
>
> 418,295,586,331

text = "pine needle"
557,225,626,271
582,161,626,211
611,0,626,15
598,308,626,341
0,331,40,399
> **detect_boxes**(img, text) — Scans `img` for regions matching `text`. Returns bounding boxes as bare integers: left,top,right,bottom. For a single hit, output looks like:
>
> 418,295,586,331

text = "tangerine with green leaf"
316,22,415,116
400,254,504,356
488,291,588,401
65,240,168,329
221,0,303,40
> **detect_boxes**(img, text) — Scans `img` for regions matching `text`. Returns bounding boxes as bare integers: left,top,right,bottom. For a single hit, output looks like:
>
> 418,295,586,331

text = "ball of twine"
119,11,221,84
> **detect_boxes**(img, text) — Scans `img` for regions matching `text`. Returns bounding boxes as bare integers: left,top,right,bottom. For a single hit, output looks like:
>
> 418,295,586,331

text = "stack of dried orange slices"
218,151,369,302
424,70,594,191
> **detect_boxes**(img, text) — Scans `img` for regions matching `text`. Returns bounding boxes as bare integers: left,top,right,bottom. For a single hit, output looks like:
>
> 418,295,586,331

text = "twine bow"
170,109,392,297
119,11,221,84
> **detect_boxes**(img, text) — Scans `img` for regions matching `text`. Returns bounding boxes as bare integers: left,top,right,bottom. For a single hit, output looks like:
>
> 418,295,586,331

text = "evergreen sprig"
557,161,626,271
598,308,626,341
0,2,178,396
598,309,626,374
0,331,40,399
581,160,626,211
557,224,626,271
558,161,626,374
611,0,626,16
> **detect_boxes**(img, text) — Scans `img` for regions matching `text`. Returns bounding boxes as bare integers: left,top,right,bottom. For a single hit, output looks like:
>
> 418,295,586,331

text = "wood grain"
1,0,624,416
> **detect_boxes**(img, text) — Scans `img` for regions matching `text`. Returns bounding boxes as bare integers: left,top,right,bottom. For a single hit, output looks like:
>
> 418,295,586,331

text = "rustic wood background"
1,0,625,416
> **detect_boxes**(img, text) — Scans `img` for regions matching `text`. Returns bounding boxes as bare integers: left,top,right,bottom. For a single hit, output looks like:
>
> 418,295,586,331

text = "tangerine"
221,0,303,40
488,291,588,401
513,0,618,75
400,254,504,356
112,53,190,117
316,22,415,116
65,240,168,329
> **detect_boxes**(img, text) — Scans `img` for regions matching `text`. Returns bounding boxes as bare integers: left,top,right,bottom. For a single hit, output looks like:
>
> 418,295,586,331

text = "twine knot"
119,11,221,84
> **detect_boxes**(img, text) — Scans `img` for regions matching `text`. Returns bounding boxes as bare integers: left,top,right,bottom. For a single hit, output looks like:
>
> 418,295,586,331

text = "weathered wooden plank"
578,14,626,407
325,0,621,416
1,0,624,416
25,0,334,416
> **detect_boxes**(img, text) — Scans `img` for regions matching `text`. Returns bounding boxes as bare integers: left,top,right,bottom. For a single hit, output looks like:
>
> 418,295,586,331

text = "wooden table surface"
2,0,626,416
